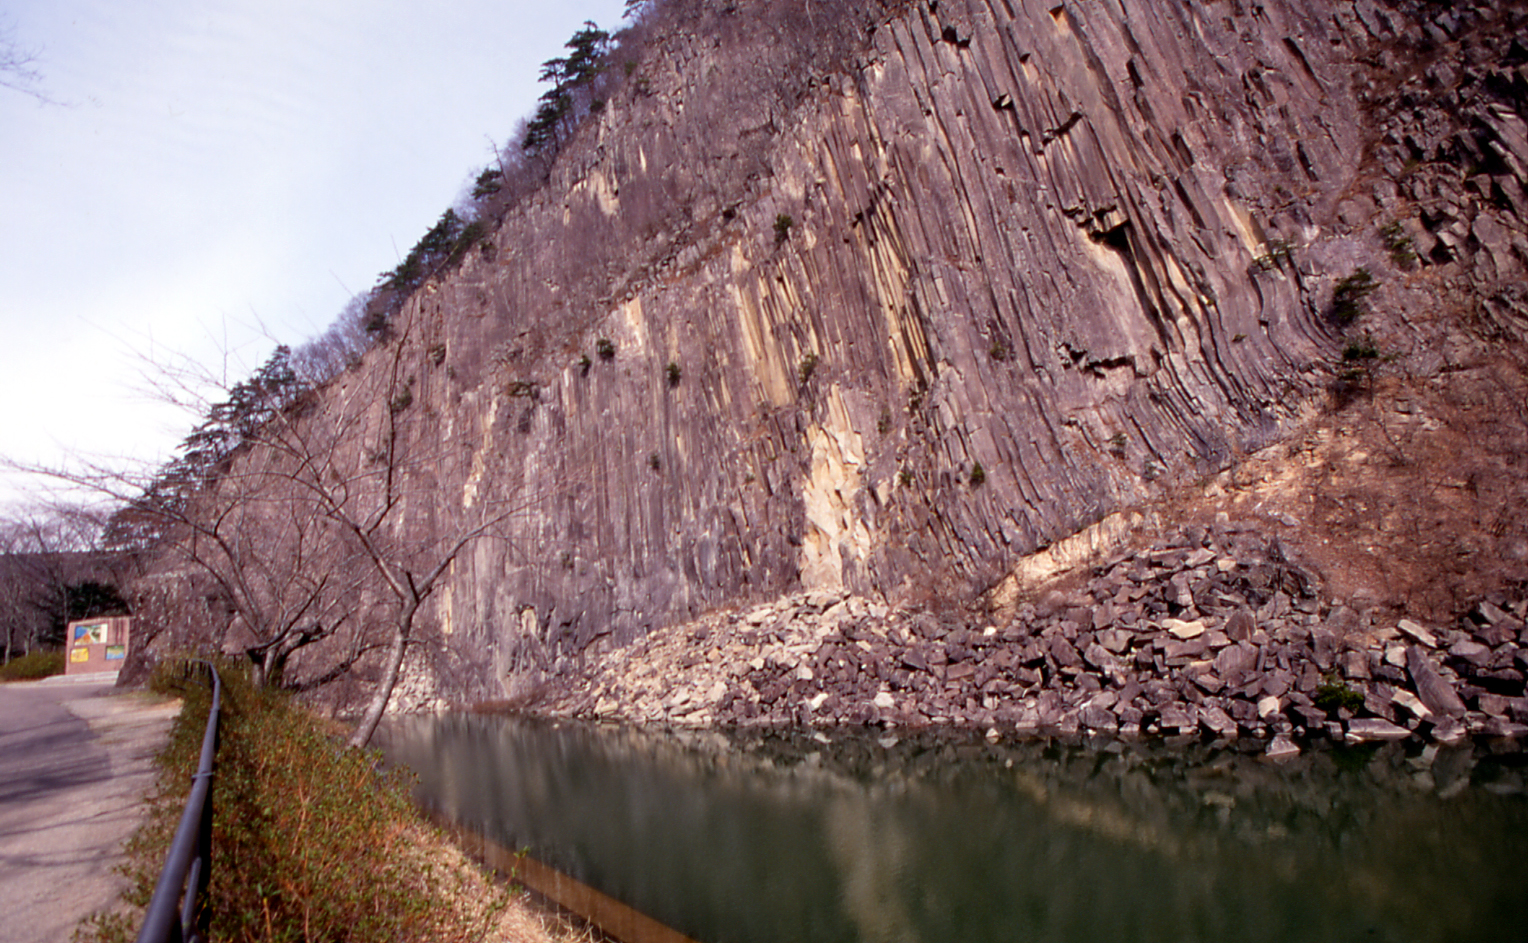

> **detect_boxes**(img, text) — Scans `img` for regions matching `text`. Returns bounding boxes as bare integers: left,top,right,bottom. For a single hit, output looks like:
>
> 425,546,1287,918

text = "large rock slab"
1407,646,1467,719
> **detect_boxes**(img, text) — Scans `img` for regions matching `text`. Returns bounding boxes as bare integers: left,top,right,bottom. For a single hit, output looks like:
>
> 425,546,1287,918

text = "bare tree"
17,326,553,745
0,504,119,660
1,17,52,103
290,293,374,386
33,351,374,688
251,334,542,748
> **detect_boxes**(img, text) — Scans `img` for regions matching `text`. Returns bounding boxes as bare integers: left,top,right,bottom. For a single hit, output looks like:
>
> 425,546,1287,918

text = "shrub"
1329,268,1377,327
0,649,64,682
80,660,503,943
969,462,986,487
798,352,819,385
1315,677,1366,715
665,362,681,387
1253,239,1294,271
1379,221,1416,268
773,213,793,245
647,452,661,472
596,338,616,361
1342,337,1380,362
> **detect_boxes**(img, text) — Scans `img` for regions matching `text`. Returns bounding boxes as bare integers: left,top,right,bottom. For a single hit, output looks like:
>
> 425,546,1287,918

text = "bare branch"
1,18,60,105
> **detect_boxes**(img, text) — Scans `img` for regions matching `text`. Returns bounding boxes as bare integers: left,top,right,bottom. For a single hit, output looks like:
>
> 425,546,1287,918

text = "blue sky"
0,0,628,510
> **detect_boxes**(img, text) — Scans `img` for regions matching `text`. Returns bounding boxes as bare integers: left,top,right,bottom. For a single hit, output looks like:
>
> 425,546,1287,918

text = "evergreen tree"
523,22,610,152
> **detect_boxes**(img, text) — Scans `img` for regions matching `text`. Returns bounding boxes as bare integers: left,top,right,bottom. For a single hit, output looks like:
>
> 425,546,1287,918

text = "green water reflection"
380,717,1527,943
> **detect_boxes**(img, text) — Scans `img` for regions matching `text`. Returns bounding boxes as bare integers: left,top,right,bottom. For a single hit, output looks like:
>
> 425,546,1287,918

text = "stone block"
1406,646,1467,718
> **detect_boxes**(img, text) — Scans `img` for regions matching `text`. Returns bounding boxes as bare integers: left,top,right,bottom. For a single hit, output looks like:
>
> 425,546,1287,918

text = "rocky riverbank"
537,524,1528,757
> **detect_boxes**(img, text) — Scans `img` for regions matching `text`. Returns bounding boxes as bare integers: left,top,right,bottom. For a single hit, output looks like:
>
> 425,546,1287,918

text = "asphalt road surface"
0,674,178,943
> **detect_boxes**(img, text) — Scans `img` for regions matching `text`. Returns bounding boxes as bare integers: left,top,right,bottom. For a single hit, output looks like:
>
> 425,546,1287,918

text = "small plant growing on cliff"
427,343,446,366
388,385,413,414
877,407,892,435
898,468,914,487
1379,221,1417,268
773,213,793,245
1142,458,1162,482
647,452,661,472
989,340,1008,361
666,361,682,387
798,352,819,385
1108,432,1128,456
1253,239,1294,271
1329,268,1377,327
969,462,986,487
578,353,592,375
1314,676,1365,715
1333,336,1384,407
1342,336,1380,363
596,337,616,360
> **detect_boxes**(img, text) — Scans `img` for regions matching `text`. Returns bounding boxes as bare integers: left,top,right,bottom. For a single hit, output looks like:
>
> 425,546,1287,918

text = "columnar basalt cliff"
134,0,1528,717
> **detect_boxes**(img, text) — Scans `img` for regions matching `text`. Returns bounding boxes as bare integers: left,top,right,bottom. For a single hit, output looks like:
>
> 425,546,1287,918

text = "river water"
380,715,1527,943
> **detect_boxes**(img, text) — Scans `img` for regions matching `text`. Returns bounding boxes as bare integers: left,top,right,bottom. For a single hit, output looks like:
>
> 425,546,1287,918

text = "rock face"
534,524,1528,747
138,0,1528,707
386,0,1365,700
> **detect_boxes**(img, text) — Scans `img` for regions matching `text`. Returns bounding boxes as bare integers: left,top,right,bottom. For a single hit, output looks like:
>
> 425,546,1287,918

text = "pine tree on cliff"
522,21,609,152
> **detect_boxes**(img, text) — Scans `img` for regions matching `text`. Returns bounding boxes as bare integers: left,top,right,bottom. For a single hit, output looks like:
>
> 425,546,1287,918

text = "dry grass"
412,829,597,943
76,659,594,943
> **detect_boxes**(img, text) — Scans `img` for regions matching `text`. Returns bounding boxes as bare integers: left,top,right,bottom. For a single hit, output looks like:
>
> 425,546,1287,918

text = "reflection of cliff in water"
381,716,1527,943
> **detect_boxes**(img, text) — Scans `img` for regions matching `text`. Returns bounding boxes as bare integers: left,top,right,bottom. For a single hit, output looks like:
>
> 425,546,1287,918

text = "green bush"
1342,337,1380,362
969,462,986,487
1329,268,1377,327
0,649,64,682
1314,677,1366,715
773,213,793,245
80,660,501,943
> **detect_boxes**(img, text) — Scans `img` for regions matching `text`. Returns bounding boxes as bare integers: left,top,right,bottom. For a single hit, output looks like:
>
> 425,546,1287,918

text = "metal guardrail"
136,661,222,943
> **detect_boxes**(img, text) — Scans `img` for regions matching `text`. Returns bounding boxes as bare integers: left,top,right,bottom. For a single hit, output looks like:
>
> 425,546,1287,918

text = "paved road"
0,674,179,943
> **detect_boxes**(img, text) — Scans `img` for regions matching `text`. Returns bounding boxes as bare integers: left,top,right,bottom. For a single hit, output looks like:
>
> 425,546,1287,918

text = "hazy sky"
0,0,629,510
